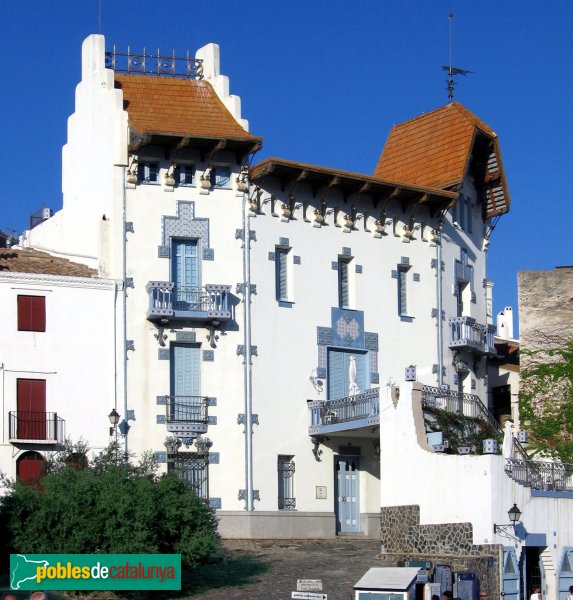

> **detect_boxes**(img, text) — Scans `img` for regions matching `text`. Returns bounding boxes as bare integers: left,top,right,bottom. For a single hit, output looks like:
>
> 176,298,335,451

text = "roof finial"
442,12,472,102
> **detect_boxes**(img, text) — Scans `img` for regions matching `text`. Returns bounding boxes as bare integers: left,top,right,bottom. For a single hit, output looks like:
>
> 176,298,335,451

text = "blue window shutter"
328,349,346,400
398,267,408,315
328,349,368,399
172,345,201,396
339,259,350,308
276,248,289,301
172,240,199,296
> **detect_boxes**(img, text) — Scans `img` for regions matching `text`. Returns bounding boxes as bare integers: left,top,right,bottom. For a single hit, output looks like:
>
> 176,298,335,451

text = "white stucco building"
0,248,119,483
15,33,573,600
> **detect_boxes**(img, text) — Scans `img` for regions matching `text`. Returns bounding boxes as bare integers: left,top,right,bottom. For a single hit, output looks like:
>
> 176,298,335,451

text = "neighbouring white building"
13,33,573,600
0,248,119,483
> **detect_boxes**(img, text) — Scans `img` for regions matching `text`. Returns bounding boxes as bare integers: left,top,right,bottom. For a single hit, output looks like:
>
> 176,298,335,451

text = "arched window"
16,451,44,485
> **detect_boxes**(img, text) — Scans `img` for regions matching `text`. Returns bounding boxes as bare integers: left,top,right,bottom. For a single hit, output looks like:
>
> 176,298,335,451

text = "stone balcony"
448,316,496,355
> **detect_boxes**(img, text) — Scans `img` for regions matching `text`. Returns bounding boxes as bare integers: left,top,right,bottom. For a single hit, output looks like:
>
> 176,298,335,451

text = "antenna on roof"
441,12,472,102
98,0,102,34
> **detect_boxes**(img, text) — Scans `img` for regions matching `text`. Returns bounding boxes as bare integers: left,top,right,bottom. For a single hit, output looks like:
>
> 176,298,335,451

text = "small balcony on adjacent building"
147,283,232,323
164,395,209,437
308,388,380,436
8,411,65,444
448,316,496,355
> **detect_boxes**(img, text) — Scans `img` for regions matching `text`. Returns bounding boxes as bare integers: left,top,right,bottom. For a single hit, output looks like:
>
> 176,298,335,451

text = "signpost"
291,593,327,600
297,580,323,591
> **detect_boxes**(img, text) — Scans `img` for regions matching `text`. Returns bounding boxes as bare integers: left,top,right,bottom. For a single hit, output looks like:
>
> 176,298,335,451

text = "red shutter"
17,379,47,440
17,295,46,332
34,296,46,331
17,295,32,330
17,452,44,485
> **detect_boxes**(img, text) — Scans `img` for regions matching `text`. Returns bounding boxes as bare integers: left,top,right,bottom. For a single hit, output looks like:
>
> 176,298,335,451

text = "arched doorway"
16,451,44,484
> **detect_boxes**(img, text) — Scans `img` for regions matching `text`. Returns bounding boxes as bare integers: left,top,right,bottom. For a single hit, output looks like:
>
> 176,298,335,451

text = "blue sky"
1,1,572,327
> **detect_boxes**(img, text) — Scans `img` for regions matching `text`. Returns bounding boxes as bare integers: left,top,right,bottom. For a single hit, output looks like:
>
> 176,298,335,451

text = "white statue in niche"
348,355,360,397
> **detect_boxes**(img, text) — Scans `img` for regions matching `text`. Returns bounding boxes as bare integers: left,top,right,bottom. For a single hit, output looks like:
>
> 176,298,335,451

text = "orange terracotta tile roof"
0,249,97,277
115,74,261,142
375,102,495,188
374,102,510,217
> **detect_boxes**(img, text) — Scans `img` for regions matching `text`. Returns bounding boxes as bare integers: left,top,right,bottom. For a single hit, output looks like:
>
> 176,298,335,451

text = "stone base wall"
217,511,337,539
381,505,503,596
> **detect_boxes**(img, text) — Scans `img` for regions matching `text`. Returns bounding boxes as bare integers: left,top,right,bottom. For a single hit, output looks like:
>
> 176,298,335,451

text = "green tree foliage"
0,441,219,568
520,336,573,462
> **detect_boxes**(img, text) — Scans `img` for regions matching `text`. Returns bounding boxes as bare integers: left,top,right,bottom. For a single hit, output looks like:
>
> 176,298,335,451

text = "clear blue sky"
1,1,572,328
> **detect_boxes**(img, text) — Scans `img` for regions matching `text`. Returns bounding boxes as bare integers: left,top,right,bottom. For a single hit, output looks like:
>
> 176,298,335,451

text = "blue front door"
502,547,520,600
172,239,199,309
558,549,573,600
335,456,360,533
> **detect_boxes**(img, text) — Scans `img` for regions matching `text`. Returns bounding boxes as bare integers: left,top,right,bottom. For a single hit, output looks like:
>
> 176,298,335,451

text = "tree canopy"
0,441,219,569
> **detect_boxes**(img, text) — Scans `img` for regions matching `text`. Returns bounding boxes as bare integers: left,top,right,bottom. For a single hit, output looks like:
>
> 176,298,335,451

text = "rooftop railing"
505,458,573,492
421,384,498,425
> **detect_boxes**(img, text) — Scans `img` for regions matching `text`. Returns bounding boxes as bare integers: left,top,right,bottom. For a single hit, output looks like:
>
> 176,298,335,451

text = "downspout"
436,235,444,387
122,166,129,457
241,183,254,511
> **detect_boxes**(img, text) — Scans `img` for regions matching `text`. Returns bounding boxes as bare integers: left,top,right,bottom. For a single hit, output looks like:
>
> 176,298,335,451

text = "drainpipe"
121,166,129,457
436,235,444,387
241,183,254,511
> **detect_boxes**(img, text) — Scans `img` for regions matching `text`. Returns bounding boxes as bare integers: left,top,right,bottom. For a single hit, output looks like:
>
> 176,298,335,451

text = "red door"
17,379,46,440
17,451,44,484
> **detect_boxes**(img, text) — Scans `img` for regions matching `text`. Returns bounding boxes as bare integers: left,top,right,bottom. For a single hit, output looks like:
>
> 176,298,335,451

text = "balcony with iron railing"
504,457,573,493
164,395,209,436
8,411,65,444
147,283,232,323
448,316,496,355
308,388,380,435
421,385,498,425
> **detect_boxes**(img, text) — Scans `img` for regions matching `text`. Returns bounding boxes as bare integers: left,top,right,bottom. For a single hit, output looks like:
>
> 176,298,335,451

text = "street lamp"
108,408,120,437
493,503,522,541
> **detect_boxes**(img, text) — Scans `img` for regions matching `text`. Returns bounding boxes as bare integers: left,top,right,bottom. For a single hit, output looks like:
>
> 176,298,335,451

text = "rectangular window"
467,201,473,233
397,267,408,316
175,164,195,186
338,258,351,308
275,247,290,302
210,166,231,189
458,200,466,230
278,455,295,510
18,295,46,332
168,453,208,499
137,161,158,183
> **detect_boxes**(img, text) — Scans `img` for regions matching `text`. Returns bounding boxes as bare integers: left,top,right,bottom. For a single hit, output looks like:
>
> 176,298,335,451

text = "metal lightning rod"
442,12,473,101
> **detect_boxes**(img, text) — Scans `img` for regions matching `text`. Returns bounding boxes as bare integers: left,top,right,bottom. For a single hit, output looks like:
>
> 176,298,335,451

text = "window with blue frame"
210,166,231,189
171,239,200,310
338,257,352,309
327,349,368,400
275,247,290,302
397,266,409,316
175,164,195,186
168,453,208,499
137,161,159,184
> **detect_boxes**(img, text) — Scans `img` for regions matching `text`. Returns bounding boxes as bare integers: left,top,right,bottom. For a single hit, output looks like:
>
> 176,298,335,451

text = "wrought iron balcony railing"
8,411,65,444
166,396,208,423
147,283,231,323
448,316,496,355
505,458,573,492
308,388,380,434
421,385,498,426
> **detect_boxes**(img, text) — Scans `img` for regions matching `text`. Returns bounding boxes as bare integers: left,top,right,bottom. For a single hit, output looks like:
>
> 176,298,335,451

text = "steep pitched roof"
0,249,97,277
115,74,261,143
374,102,510,217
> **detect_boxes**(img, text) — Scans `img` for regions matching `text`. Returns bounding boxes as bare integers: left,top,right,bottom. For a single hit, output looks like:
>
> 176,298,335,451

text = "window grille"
168,452,208,500
278,455,295,510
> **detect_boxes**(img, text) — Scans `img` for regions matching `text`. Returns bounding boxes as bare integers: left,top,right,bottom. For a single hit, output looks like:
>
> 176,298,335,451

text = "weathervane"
442,12,472,101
